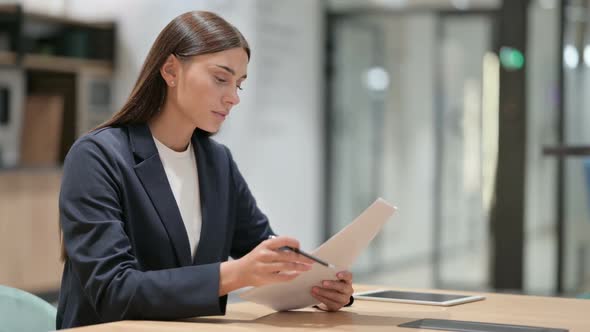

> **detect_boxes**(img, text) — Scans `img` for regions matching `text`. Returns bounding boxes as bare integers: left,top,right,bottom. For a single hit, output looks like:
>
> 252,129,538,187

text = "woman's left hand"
311,271,354,311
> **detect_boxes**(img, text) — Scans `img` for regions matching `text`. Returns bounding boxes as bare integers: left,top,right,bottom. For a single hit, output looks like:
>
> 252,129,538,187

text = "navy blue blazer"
57,124,274,329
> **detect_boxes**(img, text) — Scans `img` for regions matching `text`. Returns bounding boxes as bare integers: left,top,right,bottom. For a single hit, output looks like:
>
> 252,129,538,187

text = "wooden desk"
64,285,590,331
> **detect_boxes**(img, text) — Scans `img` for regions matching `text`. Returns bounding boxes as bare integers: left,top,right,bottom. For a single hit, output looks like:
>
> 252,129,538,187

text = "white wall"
63,0,325,249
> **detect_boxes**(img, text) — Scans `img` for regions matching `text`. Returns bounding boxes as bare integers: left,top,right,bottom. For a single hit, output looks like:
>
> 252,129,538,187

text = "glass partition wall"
557,0,590,295
326,0,590,296
326,10,497,291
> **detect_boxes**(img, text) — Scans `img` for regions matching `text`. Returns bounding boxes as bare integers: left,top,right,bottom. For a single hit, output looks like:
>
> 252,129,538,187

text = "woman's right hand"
236,236,315,287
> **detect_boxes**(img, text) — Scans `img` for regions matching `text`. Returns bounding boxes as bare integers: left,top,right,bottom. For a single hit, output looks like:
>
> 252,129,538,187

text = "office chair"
0,285,56,332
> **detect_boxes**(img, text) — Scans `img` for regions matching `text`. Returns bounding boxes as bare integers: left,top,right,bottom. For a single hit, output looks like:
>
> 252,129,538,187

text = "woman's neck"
148,103,195,152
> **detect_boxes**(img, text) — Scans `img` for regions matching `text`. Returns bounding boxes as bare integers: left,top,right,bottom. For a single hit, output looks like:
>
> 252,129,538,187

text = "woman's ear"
160,54,179,87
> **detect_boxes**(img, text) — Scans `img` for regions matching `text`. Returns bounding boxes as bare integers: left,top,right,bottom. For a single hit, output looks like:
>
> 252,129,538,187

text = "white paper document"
239,198,397,311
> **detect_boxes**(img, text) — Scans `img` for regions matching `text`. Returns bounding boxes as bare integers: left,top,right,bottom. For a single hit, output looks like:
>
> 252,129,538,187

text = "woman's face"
172,47,249,133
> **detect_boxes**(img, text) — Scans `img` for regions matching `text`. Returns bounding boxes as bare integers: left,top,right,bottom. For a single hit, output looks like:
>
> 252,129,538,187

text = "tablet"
354,289,485,306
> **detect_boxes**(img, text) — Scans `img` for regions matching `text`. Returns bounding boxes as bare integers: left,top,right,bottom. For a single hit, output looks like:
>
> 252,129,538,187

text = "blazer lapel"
192,133,224,265
128,124,192,266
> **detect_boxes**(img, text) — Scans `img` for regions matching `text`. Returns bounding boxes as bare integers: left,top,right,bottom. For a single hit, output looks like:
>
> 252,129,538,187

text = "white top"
153,136,202,259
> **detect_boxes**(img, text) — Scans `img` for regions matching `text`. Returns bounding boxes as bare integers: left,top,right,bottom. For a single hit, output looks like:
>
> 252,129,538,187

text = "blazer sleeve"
225,147,275,259
60,138,226,323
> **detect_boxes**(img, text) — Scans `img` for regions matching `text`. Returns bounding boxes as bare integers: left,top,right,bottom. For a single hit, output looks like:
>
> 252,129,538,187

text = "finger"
263,261,312,273
265,236,301,250
276,249,316,265
262,249,315,265
321,280,352,294
261,246,316,266
313,286,349,306
311,288,342,311
269,271,301,283
281,250,316,265
314,303,330,312
311,291,340,311
336,271,353,283
258,248,286,262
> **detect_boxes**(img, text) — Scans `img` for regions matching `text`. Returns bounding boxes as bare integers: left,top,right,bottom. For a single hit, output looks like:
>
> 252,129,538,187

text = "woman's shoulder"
85,126,128,144
66,126,130,162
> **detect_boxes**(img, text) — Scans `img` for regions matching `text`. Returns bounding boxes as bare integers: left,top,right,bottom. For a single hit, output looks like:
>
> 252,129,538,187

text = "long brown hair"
98,10,249,130
60,11,250,261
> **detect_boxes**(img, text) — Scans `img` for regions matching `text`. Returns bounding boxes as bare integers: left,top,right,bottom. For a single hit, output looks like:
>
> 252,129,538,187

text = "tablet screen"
362,290,472,302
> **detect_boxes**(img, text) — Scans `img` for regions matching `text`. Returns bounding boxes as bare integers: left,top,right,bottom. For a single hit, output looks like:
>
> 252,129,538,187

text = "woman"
57,11,353,329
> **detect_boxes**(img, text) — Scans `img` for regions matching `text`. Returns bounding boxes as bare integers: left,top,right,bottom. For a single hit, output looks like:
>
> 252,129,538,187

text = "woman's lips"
212,111,227,120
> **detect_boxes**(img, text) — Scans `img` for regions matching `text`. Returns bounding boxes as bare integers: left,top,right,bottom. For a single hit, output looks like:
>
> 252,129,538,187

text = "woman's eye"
215,76,227,83
237,85,243,91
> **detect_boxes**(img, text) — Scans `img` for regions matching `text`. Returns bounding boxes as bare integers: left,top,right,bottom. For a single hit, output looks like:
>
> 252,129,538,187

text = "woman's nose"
224,88,240,106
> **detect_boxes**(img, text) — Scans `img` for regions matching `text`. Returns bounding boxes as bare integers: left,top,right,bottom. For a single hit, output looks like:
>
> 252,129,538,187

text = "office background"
0,0,589,305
